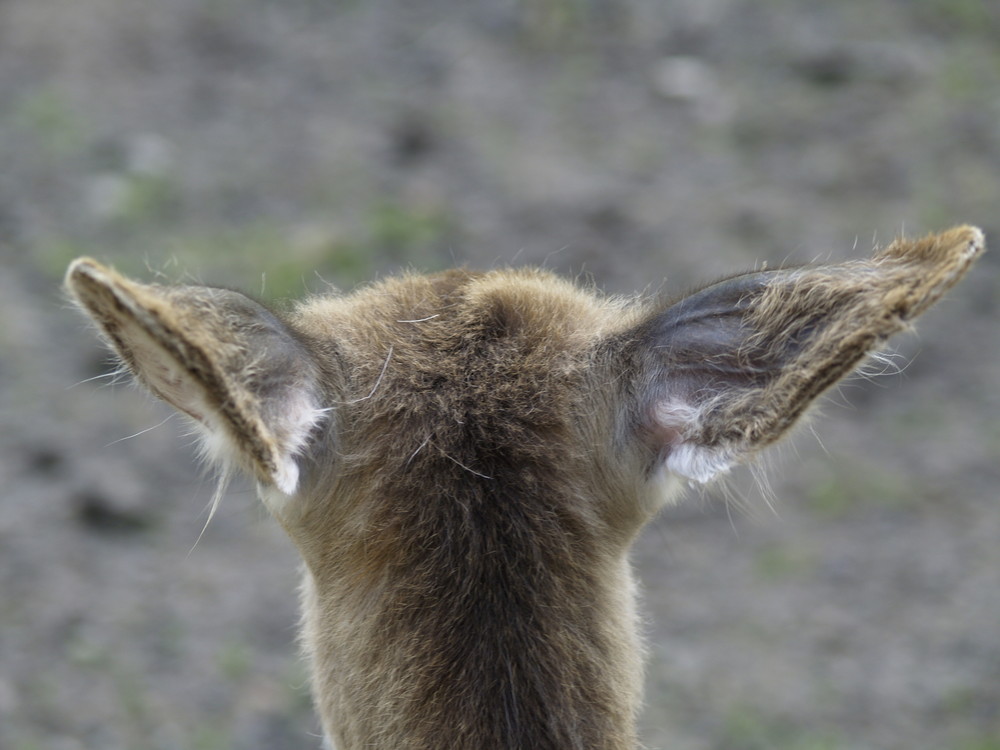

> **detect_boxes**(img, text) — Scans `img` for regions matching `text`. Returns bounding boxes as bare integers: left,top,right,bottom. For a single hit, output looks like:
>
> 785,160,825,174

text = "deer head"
66,225,983,749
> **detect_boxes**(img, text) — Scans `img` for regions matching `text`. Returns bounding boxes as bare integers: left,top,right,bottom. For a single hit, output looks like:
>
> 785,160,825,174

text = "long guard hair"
67,226,984,749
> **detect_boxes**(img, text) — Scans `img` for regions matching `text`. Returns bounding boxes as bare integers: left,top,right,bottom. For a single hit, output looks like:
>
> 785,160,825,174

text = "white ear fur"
635,227,985,489
196,410,317,517
265,390,327,496
665,443,734,485
168,349,324,500
137,331,324,499
66,257,324,502
652,398,734,484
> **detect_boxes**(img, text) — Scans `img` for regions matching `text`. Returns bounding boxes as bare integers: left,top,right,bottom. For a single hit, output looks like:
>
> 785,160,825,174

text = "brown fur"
66,226,983,749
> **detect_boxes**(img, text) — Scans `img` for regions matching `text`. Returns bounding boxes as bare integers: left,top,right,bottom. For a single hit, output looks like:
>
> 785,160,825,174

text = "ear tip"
66,256,101,277
881,225,986,266
941,225,985,258
65,257,113,295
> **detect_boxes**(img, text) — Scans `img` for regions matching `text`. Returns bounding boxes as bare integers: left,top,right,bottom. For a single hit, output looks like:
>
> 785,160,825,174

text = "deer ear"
66,258,324,498
628,225,984,484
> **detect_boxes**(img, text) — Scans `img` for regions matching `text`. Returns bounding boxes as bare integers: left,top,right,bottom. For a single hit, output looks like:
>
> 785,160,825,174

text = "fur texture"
66,226,984,749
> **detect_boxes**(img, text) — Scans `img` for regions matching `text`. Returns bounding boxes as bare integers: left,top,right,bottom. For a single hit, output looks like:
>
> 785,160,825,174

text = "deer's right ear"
622,225,983,485
66,258,325,501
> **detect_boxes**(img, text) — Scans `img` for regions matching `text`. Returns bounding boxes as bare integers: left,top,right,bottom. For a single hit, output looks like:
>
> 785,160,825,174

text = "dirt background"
2,1,999,749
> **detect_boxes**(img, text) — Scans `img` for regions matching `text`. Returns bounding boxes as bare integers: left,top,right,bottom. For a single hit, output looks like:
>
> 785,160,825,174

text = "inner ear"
66,258,325,499
621,226,984,484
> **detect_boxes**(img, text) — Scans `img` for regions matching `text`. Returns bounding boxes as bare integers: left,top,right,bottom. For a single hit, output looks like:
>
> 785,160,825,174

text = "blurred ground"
1,1,999,749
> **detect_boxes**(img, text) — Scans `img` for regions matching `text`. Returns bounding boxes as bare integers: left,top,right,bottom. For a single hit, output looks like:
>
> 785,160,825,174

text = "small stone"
651,56,717,102
650,56,732,124
73,490,153,534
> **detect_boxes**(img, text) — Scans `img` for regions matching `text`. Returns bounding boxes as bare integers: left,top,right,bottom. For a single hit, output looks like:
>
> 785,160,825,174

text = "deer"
66,225,983,750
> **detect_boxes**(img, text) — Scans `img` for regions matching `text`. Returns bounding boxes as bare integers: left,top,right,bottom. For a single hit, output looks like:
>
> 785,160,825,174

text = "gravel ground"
2,2,999,749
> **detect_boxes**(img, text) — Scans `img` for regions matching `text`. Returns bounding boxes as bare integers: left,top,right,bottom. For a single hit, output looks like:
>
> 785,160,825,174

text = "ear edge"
67,257,325,497
632,224,985,485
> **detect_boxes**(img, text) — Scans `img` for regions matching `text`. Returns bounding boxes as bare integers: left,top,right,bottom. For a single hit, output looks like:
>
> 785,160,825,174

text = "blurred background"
2,1,999,748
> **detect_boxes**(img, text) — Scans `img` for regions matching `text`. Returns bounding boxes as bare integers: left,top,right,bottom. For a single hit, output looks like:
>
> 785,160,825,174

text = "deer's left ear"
622,225,984,484
66,258,325,499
